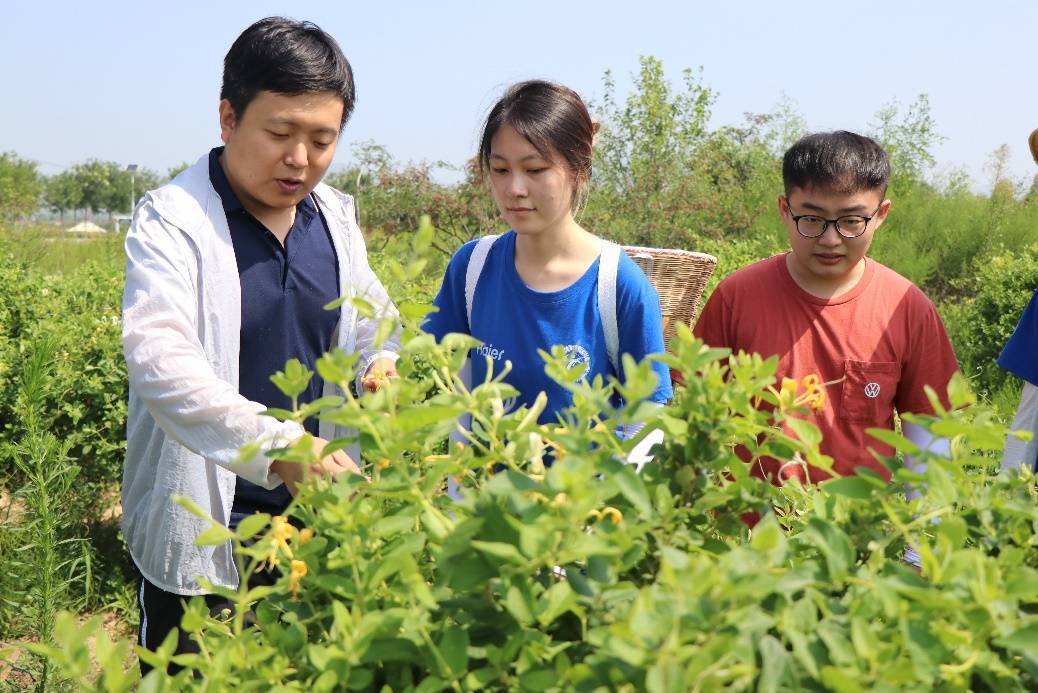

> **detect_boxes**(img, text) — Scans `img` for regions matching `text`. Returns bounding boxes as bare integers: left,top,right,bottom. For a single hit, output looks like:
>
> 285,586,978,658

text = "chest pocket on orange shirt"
839,360,900,424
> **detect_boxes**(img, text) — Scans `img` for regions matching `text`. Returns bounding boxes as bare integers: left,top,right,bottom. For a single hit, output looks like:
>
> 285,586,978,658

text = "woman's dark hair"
478,80,596,208
221,17,356,130
783,131,891,197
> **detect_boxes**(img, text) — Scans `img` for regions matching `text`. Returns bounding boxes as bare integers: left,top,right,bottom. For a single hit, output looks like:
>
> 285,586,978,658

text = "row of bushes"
31,229,1038,690
0,230,131,656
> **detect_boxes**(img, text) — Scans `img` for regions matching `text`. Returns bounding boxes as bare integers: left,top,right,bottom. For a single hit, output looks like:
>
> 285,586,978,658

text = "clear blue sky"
2,1,1036,192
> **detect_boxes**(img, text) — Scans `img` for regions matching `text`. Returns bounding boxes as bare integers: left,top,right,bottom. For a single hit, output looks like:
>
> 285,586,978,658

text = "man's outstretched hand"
270,436,362,496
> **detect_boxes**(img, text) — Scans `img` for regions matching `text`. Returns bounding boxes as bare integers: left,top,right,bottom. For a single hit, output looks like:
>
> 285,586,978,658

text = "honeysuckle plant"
34,219,1038,692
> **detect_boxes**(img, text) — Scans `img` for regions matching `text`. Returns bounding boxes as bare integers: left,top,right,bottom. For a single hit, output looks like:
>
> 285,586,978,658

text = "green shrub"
34,226,1038,691
941,245,1038,399
0,230,129,634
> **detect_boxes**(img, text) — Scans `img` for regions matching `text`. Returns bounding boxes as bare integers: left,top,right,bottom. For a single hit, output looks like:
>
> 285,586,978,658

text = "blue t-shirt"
424,231,672,425
999,290,1038,386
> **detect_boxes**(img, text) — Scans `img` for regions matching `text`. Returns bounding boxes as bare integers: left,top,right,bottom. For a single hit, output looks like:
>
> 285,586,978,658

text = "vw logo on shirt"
864,382,881,399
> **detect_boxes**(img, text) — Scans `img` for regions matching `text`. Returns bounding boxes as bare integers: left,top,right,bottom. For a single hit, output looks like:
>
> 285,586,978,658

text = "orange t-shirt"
693,253,959,483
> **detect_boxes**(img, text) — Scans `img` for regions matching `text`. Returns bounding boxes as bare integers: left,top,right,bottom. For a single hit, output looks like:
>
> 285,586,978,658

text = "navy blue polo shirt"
208,148,341,521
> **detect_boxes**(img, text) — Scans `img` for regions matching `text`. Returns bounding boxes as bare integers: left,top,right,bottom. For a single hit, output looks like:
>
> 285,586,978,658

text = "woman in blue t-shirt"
423,80,672,430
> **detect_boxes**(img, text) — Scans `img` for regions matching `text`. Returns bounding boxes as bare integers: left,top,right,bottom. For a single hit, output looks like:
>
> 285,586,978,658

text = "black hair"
782,131,891,197
478,80,596,207
221,17,355,130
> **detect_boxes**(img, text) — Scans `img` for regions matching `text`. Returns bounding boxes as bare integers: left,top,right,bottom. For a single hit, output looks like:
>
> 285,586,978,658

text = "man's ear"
874,199,892,224
865,199,893,234
218,100,238,145
777,194,789,218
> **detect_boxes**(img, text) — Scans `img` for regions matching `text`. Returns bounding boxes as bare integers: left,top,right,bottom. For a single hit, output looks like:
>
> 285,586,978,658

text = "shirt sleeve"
894,288,960,415
343,208,402,386
615,256,673,403
423,240,479,341
691,284,732,349
998,290,1038,386
122,202,304,488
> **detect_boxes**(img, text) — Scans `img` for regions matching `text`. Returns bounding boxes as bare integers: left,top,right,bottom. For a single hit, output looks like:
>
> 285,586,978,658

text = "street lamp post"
126,163,138,214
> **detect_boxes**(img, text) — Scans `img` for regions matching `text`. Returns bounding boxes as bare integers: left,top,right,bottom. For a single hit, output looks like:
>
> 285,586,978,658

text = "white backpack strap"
598,240,622,377
450,235,499,499
465,235,499,332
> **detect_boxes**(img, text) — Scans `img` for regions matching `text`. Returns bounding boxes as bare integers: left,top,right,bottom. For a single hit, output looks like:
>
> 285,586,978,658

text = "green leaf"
350,296,375,319
347,668,374,690
538,581,578,626
395,405,464,433
822,476,877,500
173,495,213,521
786,417,822,449
751,514,784,553
518,669,557,692
504,583,536,624
234,512,270,541
399,301,435,320
194,524,234,546
471,541,526,565
613,464,652,518
803,518,853,582
316,348,360,384
865,427,920,454
439,625,469,678
820,665,864,693
372,514,416,538
757,635,790,693
270,358,313,400
995,621,1038,653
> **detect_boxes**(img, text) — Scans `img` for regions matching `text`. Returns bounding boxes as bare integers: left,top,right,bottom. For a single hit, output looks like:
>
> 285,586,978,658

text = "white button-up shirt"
121,154,398,595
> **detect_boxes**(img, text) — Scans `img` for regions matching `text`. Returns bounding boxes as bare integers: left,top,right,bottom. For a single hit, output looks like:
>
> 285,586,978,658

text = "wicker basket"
621,245,718,350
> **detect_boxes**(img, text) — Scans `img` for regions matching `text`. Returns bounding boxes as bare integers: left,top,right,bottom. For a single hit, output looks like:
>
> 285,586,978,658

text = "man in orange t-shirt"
694,131,959,485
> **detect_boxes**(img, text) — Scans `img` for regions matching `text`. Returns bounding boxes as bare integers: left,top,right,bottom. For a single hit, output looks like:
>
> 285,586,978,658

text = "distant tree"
1025,173,1038,205
43,171,83,223
593,57,715,200
761,93,808,156
55,160,161,219
868,94,944,192
167,162,190,181
325,140,395,194
587,56,719,245
0,152,43,222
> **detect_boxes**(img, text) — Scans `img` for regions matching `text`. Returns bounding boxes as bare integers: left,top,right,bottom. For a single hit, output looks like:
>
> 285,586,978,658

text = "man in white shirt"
121,17,399,672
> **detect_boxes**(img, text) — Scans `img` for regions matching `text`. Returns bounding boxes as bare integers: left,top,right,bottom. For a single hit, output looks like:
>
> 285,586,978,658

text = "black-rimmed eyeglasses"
785,200,883,239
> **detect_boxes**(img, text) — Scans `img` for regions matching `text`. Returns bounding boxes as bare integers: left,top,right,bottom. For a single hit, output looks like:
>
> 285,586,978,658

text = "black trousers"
134,561,279,676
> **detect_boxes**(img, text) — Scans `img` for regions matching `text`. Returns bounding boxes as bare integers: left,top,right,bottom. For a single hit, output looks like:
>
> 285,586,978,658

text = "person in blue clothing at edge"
121,18,400,675
423,80,672,475
999,129,1038,473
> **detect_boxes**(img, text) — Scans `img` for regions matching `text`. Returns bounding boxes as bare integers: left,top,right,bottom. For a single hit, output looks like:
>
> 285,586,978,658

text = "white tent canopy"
66,221,108,234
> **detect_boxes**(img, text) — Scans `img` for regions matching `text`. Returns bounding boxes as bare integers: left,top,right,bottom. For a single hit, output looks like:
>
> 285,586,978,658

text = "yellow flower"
601,507,624,525
550,493,568,508
262,515,294,569
377,457,391,469
797,374,827,412
298,528,315,545
289,559,308,600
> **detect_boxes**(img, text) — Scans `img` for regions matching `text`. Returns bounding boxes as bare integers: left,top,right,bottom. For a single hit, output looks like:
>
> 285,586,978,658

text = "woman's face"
487,124,577,238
